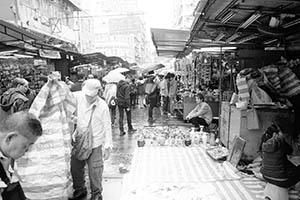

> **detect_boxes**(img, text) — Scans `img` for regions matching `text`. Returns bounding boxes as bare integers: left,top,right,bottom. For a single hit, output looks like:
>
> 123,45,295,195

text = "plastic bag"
247,108,260,130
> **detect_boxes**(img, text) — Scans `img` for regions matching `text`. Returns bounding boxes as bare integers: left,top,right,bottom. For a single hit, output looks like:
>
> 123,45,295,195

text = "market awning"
186,0,300,53
0,19,43,45
151,28,190,57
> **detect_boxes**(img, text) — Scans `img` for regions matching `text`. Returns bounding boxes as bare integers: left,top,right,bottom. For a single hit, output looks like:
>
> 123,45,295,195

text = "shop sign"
39,49,61,59
34,59,47,66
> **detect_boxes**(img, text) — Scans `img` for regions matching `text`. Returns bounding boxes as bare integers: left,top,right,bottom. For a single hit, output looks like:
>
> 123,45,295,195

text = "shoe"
120,131,126,136
69,189,87,200
148,118,155,123
90,193,102,200
128,128,137,133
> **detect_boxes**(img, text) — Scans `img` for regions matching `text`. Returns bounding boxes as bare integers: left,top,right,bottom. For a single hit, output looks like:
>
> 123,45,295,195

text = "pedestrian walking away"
116,79,137,136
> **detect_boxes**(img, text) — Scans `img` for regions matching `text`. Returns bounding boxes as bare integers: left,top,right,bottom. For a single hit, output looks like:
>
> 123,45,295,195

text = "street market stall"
0,57,54,94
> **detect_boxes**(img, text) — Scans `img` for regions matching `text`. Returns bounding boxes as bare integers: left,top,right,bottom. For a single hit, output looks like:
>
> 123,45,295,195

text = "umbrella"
111,67,130,73
103,71,125,83
142,64,165,73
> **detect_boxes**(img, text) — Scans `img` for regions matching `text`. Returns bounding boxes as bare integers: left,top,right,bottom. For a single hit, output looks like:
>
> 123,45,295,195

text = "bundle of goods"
206,146,229,161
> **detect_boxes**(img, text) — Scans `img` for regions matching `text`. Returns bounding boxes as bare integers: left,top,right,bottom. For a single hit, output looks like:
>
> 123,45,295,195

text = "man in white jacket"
69,79,113,200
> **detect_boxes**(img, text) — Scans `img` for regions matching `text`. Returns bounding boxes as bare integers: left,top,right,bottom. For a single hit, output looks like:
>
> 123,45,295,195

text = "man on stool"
186,93,212,131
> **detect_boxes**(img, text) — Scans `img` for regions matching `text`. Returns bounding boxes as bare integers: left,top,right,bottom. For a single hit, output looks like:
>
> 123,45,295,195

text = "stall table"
120,147,259,200
220,102,294,160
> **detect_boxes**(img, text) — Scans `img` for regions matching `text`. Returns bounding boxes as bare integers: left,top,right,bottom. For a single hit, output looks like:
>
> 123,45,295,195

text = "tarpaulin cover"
16,79,76,200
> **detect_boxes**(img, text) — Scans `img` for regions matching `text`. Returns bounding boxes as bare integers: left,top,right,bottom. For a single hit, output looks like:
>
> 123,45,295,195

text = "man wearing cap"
69,79,113,200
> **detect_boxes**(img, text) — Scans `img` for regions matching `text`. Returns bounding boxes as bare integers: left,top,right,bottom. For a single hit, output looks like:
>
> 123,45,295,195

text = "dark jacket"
70,80,84,92
260,135,293,180
145,77,159,106
0,88,29,114
137,81,145,95
116,80,130,107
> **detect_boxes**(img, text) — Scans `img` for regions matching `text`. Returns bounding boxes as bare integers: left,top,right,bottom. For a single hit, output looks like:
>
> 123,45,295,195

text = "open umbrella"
111,67,130,74
103,71,125,83
142,64,166,73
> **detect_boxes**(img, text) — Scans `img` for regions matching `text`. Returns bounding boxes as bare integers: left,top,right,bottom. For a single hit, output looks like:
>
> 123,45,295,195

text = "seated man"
186,93,212,131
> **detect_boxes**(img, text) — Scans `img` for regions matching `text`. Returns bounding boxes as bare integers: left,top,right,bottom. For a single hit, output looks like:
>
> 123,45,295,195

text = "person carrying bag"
72,105,96,160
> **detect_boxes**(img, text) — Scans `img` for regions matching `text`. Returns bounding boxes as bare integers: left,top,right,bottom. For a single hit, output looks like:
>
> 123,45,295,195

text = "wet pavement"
85,105,193,200
103,105,192,178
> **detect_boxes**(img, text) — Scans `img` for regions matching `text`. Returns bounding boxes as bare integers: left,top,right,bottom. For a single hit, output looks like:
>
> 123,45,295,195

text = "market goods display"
206,146,229,161
137,126,217,147
0,58,54,94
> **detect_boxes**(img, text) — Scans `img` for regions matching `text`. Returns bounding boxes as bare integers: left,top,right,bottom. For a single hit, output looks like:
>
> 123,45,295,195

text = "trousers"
118,105,133,132
71,145,103,196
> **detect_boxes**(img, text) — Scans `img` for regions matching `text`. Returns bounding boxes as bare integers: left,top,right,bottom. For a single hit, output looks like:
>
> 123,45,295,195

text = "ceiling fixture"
221,11,236,24
263,39,278,45
226,33,240,43
195,47,237,52
282,18,300,28
237,34,259,44
269,17,280,28
214,32,226,42
239,12,261,29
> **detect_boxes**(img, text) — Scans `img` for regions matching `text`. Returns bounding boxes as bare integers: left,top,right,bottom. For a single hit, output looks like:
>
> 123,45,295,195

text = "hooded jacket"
116,80,130,107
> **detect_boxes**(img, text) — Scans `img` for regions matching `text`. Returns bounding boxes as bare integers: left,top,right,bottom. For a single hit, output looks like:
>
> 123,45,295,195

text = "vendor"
260,116,300,189
186,93,212,131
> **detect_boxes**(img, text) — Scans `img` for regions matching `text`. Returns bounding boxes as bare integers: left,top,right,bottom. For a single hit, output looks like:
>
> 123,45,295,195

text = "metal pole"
218,47,223,139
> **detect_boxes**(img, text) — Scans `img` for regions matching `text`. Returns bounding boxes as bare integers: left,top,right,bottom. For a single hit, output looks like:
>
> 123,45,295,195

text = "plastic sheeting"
16,79,76,200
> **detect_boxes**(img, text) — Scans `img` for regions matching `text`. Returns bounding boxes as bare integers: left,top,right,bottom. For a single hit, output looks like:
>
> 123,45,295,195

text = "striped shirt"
74,92,113,149
261,66,281,91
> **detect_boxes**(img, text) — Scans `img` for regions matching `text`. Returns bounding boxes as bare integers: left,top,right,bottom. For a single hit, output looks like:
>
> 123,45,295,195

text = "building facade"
0,0,94,53
84,0,148,64
173,0,198,30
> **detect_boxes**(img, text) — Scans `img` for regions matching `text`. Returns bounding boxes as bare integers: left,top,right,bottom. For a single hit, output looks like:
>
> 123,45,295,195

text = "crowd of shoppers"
0,67,184,200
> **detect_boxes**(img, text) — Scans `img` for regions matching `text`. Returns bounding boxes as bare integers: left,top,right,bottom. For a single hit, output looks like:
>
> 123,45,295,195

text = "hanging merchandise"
0,58,54,95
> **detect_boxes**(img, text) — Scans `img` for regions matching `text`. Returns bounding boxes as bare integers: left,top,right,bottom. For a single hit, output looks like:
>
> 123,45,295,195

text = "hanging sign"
39,49,61,59
34,59,47,66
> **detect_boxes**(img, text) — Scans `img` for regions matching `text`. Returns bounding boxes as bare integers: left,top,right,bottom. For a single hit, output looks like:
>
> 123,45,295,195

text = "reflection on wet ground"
103,105,192,177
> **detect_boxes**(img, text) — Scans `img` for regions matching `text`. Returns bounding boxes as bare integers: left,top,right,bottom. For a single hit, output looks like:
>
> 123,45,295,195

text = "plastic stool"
264,182,288,200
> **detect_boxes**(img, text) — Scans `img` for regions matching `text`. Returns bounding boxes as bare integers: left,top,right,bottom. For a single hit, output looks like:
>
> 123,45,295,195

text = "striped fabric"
16,80,76,200
236,76,250,102
242,176,300,200
261,66,281,91
121,147,260,200
278,67,300,97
